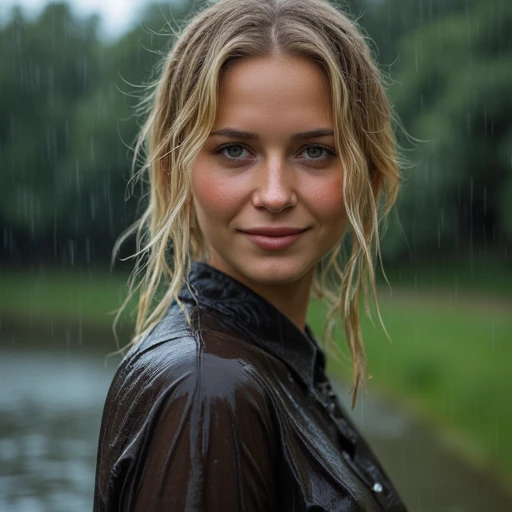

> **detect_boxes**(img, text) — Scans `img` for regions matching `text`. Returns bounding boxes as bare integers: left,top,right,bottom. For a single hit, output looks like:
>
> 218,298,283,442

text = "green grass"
0,270,131,325
307,296,512,478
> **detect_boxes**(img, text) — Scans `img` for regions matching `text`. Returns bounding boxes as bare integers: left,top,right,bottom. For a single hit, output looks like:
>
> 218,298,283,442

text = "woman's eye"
217,144,250,160
306,146,323,159
299,145,335,161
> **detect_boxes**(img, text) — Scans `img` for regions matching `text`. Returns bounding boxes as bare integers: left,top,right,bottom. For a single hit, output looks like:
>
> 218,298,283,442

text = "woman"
94,0,406,510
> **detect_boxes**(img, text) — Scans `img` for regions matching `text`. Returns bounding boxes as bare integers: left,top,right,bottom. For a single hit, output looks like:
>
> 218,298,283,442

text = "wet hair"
115,0,400,404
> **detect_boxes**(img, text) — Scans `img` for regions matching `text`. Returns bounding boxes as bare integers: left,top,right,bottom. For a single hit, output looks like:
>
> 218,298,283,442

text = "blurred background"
0,0,511,510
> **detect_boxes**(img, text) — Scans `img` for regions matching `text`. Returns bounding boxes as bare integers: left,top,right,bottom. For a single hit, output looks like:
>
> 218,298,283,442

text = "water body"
0,350,116,512
1,347,511,512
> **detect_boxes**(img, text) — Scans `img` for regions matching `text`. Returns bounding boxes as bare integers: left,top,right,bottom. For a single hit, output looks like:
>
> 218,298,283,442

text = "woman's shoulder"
96,306,279,511
98,307,277,469
111,304,275,410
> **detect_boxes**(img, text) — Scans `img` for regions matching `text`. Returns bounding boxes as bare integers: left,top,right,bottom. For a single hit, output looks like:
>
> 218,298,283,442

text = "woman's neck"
205,260,314,331
250,275,313,331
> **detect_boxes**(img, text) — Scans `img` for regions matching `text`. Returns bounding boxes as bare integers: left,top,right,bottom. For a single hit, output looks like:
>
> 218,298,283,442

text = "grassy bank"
307,296,512,478
1,267,511,479
0,271,130,326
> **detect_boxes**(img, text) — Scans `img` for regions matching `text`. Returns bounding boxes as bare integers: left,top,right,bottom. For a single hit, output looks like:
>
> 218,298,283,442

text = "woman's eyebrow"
292,129,334,139
209,128,334,139
210,128,258,139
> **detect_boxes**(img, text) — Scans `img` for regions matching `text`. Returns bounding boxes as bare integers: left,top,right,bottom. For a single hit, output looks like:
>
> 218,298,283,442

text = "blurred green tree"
382,0,512,258
0,0,510,266
0,3,102,261
0,1,199,264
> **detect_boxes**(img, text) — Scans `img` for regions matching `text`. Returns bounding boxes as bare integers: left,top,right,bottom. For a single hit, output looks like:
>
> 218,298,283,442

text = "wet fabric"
94,262,407,511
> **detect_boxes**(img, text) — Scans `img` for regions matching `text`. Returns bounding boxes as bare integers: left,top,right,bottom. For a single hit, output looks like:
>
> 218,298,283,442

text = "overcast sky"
0,0,167,37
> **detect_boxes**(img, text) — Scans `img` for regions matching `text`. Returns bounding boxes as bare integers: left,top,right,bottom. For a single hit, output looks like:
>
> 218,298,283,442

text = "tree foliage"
0,0,510,266
383,0,512,257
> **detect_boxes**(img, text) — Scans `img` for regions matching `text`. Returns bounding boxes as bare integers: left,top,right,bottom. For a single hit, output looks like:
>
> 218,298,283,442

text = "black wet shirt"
94,262,407,511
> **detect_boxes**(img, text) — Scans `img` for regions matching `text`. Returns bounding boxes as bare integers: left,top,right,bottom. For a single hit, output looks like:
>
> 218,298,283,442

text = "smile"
239,227,309,250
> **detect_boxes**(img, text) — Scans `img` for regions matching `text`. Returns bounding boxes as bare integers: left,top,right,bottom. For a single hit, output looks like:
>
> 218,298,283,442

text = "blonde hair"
115,0,400,405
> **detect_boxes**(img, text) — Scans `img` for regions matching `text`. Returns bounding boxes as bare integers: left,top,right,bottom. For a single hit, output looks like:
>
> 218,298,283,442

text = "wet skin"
191,54,348,329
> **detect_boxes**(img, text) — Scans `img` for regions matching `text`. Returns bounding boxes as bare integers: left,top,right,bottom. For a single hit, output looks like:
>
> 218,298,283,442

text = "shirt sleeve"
99,351,277,512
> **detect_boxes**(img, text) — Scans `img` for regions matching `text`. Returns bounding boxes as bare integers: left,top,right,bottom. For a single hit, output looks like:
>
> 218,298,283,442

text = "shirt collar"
179,261,325,390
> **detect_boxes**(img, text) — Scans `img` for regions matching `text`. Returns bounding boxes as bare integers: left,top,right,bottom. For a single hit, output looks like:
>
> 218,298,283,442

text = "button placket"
315,379,387,501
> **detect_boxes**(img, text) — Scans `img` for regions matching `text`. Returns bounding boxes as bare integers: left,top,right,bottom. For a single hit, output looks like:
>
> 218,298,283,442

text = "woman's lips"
239,227,309,250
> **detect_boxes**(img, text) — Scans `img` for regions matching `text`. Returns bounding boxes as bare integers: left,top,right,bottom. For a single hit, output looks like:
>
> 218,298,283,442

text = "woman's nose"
251,157,297,213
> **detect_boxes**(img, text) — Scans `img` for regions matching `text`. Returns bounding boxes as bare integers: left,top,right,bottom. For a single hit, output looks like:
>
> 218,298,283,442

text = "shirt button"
373,483,383,493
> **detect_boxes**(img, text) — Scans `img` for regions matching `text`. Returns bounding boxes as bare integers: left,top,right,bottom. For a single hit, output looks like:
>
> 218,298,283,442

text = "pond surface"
0,350,117,512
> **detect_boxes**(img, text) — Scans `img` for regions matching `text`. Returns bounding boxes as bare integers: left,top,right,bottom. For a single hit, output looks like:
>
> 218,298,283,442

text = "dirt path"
377,286,512,315
334,382,512,512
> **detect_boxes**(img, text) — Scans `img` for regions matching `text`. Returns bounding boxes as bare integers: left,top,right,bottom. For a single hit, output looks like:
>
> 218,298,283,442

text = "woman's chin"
234,260,315,288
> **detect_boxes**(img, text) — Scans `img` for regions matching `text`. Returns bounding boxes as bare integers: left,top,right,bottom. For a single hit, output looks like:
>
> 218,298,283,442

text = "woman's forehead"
214,54,333,137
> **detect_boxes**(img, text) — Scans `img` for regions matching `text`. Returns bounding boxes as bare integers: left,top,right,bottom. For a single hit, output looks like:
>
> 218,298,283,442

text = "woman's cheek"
306,174,346,220
191,163,244,221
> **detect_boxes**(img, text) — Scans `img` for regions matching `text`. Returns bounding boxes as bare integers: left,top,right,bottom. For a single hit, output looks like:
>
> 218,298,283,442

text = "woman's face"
191,54,347,294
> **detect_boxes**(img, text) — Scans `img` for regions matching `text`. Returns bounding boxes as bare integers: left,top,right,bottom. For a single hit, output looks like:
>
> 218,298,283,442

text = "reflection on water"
0,351,116,512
